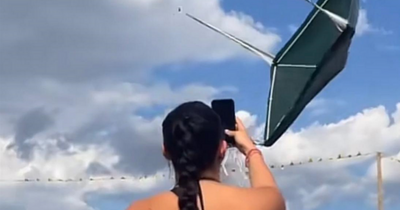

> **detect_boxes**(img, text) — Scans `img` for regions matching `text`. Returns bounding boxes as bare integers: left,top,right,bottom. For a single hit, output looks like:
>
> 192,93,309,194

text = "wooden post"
377,152,384,210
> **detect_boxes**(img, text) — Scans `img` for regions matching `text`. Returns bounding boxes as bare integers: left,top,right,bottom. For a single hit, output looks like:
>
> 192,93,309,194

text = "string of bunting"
0,175,167,184
388,156,400,163
0,151,379,184
268,151,373,170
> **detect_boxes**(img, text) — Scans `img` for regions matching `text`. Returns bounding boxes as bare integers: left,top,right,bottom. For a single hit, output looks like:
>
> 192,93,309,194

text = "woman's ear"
219,140,228,159
162,145,171,160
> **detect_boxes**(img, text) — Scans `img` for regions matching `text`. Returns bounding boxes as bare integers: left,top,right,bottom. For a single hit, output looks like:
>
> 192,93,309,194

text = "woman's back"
130,180,284,210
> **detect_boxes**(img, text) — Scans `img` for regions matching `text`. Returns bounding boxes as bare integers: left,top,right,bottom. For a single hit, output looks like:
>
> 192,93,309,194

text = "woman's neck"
174,168,221,183
199,169,220,182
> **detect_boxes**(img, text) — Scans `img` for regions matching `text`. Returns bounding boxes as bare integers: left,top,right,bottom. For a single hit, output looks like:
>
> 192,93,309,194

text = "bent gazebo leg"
183,11,275,65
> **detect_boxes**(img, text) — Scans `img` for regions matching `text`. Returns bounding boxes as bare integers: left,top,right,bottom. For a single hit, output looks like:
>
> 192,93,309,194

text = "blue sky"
0,1,399,210
154,0,400,129
149,1,400,210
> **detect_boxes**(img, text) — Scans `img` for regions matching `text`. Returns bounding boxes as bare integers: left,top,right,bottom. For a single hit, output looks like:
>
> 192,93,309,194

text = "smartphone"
211,99,236,146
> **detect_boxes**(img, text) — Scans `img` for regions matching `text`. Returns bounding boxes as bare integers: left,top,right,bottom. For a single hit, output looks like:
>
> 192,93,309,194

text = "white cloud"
1,1,399,210
2,103,400,210
236,110,258,128
305,98,345,117
356,9,393,36
0,0,278,155
0,136,174,210
268,104,400,162
356,9,372,36
229,103,400,210
0,0,280,209
0,0,281,82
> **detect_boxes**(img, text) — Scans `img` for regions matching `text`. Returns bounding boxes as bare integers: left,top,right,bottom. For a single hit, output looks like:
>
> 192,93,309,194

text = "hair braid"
174,118,200,210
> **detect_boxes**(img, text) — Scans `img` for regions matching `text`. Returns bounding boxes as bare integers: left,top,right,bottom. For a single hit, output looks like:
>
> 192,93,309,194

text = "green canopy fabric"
185,0,360,147
264,0,359,146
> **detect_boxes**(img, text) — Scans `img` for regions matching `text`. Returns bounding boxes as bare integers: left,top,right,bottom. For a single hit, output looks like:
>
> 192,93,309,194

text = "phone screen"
211,99,236,146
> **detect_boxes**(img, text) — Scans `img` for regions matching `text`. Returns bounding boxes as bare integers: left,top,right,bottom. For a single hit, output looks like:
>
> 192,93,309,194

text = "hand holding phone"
224,117,256,155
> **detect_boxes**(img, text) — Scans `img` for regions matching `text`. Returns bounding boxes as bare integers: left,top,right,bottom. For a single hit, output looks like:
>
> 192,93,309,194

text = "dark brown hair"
162,101,223,210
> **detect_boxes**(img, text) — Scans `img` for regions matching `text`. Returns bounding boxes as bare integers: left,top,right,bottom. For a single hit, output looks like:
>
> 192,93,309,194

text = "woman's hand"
225,117,256,155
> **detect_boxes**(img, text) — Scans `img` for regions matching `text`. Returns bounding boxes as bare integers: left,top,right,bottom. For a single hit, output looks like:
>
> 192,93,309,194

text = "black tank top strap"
199,177,219,182
170,186,181,197
170,177,219,210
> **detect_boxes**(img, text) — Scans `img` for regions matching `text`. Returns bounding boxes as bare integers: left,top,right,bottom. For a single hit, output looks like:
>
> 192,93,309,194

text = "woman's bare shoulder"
127,185,285,210
237,187,286,210
127,199,149,210
127,192,176,210
216,185,285,210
